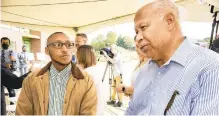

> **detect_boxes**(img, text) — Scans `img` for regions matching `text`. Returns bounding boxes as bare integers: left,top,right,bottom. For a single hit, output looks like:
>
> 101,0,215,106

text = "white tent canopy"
1,0,219,34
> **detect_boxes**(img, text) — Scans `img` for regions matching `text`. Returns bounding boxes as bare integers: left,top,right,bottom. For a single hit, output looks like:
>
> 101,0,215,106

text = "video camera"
100,48,114,59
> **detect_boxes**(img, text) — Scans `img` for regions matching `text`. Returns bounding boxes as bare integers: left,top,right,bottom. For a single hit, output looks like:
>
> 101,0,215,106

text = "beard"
50,57,71,66
48,51,71,66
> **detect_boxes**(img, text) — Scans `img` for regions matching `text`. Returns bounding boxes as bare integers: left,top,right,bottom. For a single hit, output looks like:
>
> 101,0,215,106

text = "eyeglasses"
47,42,74,49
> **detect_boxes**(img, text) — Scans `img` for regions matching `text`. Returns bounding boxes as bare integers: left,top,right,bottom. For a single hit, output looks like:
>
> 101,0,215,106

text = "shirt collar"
170,38,193,67
148,38,192,67
50,64,71,80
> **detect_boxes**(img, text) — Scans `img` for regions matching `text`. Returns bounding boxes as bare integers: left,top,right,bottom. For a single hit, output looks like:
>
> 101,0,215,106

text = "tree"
91,34,106,50
116,35,135,50
105,31,117,45
123,36,135,50
117,35,125,48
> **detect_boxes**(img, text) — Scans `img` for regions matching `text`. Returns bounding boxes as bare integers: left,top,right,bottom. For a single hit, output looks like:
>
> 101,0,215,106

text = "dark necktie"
1,50,5,63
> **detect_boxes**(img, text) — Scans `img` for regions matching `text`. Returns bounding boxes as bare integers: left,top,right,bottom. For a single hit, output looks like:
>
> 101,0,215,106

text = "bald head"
47,32,69,45
135,0,179,22
134,0,184,66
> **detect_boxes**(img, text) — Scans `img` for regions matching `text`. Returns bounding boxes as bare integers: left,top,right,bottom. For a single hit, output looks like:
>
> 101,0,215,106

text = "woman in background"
116,37,148,97
76,45,105,115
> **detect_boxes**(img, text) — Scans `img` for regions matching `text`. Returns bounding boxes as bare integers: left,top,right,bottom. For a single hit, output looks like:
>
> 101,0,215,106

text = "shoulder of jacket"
24,69,42,84
73,64,93,83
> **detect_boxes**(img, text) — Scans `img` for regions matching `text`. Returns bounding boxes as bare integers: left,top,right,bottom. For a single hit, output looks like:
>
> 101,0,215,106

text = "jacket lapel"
43,72,49,115
63,75,77,115
35,71,50,115
35,75,45,114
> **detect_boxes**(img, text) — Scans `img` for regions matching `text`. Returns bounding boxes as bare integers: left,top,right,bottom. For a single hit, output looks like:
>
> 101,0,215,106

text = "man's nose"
61,45,68,52
136,32,143,44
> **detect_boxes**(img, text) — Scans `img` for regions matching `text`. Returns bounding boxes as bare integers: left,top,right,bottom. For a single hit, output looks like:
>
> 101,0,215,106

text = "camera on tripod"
100,48,114,59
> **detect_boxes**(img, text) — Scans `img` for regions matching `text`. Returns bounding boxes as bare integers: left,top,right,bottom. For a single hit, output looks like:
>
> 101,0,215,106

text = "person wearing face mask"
1,37,17,105
1,37,17,70
17,45,29,76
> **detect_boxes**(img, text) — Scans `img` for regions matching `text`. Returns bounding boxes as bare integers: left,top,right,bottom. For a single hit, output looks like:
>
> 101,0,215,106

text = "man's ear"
164,13,175,31
45,47,49,55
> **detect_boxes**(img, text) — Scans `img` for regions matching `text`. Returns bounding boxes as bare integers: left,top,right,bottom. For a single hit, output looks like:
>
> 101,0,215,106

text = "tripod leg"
102,63,109,83
109,64,112,101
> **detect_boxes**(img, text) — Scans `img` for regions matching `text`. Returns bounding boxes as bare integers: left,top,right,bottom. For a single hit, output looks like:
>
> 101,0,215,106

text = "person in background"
18,45,29,75
116,37,148,97
72,33,88,63
1,37,17,105
76,45,105,115
16,32,97,115
75,33,88,48
102,44,124,107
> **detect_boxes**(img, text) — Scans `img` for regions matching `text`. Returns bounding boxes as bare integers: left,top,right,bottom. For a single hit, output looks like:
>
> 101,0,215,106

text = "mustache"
51,57,71,66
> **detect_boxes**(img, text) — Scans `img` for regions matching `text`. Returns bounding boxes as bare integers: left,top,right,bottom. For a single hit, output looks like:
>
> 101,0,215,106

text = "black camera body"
100,48,114,59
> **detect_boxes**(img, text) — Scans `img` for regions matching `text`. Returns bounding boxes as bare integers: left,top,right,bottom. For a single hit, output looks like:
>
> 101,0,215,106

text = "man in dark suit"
1,65,31,115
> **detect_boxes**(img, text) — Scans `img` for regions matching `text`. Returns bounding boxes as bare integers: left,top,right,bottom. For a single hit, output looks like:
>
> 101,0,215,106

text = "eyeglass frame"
47,41,75,49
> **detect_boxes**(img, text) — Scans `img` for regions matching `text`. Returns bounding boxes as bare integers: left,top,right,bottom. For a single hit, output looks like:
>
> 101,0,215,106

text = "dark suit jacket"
1,66,30,115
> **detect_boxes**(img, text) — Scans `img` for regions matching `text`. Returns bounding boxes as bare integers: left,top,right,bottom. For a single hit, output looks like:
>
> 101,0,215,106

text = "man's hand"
9,56,16,61
116,84,124,93
6,63,12,69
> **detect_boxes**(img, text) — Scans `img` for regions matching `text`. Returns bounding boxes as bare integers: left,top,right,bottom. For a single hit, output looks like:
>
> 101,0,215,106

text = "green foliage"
105,31,118,45
117,35,125,48
116,35,135,50
123,36,134,49
91,31,135,51
91,34,105,51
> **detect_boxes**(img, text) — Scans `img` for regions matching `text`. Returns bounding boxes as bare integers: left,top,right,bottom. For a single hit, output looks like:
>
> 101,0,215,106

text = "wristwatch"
122,86,126,93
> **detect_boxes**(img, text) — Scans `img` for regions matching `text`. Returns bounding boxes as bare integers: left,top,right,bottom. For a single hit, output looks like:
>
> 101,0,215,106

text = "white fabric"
85,65,106,115
112,53,123,77
3,0,219,34
2,0,219,34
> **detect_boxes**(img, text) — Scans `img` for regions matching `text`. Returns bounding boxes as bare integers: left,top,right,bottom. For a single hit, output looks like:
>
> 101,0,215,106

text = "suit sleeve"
1,67,30,89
